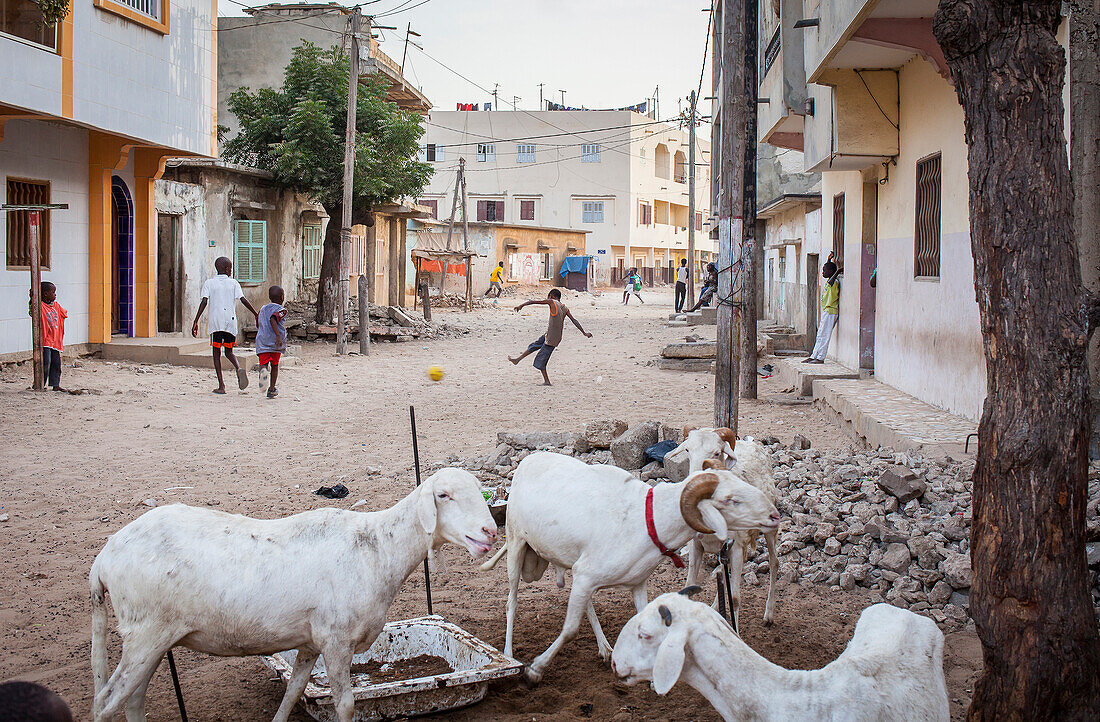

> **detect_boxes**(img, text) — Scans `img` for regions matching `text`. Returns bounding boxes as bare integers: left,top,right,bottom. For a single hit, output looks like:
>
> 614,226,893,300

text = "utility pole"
445,159,464,251
512,95,521,110
337,7,364,355
714,0,746,431
559,89,566,106
461,168,472,312
740,0,758,399
687,89,698,309
538,83,545,110
399,22,421,79
492,83,499,111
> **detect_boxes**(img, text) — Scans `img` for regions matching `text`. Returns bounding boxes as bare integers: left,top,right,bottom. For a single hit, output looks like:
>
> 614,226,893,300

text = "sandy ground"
0,287,981,720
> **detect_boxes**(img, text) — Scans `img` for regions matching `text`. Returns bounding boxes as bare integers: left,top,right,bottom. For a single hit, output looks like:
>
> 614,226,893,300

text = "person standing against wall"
674,258,689,312
805,254,841,364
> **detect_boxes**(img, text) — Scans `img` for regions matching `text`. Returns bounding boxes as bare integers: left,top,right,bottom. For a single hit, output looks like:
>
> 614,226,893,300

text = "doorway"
805,253,819,354
157,213,182,333
859,182,878,370
111,177,134,337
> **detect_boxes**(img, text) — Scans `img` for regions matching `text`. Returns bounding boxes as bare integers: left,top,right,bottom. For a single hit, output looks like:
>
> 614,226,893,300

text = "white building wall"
0,121,90,355
873,58,984,421
419,111,711,283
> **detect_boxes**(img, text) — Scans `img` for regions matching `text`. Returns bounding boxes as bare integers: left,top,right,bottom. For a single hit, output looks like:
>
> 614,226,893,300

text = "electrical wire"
216,8,342,32
855,70,899,131
420,118,673,148
696,3,713,99
374,0,436,18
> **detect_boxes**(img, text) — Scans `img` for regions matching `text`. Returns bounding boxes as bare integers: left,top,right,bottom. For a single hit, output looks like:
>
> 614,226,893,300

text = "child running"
256,285,287,399
485,261,504,297
191,256,259,394
509,288,592,386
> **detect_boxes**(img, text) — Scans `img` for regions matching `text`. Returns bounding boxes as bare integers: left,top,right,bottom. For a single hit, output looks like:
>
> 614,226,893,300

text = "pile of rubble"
282,300,468,342
423,288,495,310
439,421,1100,629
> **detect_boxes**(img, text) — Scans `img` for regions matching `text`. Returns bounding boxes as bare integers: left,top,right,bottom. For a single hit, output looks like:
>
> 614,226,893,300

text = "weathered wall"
156,166,327,334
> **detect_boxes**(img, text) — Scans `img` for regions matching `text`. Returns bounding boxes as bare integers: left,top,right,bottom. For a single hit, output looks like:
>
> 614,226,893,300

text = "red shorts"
258,352,281,366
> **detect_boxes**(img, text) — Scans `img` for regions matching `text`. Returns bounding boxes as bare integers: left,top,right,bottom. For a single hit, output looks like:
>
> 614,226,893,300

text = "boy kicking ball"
256,285,287,399
191,256,258,394
509,288,591,386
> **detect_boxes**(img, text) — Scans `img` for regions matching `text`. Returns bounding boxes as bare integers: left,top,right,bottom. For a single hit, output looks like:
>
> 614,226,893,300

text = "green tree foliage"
224,41,431,210
222,41,432,321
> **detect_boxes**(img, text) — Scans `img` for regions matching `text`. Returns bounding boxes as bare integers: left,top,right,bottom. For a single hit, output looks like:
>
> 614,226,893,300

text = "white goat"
665,427,779,628
480,451,780,684
90,468,497,722
612,592,949,722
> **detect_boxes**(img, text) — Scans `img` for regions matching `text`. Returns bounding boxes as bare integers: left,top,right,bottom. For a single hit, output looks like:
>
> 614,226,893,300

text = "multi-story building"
1,0,216,358
418,110,713,286
727,0,1080,422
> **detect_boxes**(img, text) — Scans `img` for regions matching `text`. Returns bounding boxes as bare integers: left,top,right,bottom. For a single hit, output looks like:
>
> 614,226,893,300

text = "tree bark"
933,2,1100,719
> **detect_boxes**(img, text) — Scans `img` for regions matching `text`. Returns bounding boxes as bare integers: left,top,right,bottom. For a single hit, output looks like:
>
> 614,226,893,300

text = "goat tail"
90,564,109,699
480,542,508,572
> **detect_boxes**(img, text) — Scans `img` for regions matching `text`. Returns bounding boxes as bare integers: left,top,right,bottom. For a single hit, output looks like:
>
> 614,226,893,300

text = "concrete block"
661,342,716,359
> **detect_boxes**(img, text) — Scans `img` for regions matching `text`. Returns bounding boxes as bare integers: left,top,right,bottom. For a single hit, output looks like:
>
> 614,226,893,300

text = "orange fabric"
420,259,444,273
446,263,467,276
41,302,67,351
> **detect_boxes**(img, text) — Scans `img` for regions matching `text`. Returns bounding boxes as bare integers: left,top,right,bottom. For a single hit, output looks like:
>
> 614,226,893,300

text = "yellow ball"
427,365,445,382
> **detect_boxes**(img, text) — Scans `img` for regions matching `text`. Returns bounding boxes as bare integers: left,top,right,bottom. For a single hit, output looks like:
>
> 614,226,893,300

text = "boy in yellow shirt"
805,255,841,364
486,262,504,297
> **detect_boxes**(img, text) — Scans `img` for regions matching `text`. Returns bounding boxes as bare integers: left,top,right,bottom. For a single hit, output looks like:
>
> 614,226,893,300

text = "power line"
216,8,342,32
696,4,713,99
375,0,436,18
420,118,672,148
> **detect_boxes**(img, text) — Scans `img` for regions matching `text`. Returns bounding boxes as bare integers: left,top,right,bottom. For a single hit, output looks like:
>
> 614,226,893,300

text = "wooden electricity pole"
445,159,463,251
933,1,1100,717
739,0,759,399
460,166,472,312
687,89,698,309
714,0,747,431
338,7,364,356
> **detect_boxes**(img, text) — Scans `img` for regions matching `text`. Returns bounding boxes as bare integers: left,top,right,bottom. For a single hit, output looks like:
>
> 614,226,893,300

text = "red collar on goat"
645,487,686,568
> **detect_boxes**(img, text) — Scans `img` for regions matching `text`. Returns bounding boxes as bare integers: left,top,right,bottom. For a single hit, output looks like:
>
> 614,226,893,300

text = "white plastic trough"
263,616,523,721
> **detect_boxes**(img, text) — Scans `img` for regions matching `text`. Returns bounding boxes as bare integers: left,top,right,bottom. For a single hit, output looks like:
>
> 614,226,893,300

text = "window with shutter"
478,200,503,221
694,212,703,231
302,225,322,279
477,200,488,221
5,179,51,269
540,252,553,281
639,202,651,226
476,144,495,162
914,153,941,278
517,144,536,163
520,200,535,221
494,201,504,222
581,144,601,163
582,201,604,223
233,220,267,284
425,143,444,162
832,194,845,266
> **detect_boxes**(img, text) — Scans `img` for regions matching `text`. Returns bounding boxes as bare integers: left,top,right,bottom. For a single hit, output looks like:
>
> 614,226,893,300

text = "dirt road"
0,288,979,719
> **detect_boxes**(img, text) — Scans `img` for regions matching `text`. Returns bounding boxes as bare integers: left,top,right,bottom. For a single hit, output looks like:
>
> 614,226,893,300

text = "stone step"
661,342,716,359
775,357,861,396
659,358,714,372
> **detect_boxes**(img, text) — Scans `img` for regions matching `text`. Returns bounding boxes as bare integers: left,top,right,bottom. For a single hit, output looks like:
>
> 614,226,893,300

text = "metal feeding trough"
489,501,507,527
263,616,523,721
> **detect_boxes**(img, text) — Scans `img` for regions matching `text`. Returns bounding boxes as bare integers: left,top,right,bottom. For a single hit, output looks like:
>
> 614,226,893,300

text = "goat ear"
417,482,438,537
699,500,728,541
652,627,688,695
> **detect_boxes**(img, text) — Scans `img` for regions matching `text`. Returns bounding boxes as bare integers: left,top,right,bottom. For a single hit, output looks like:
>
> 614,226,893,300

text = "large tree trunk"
316,204,373,324
933,2,1100,719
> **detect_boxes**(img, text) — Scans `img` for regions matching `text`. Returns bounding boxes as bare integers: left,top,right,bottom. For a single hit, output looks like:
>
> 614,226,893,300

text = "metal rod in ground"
410,405,433,615
166,649,187,721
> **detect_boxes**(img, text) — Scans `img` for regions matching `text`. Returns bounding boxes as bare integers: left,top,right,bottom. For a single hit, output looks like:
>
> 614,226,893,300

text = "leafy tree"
224,42,432,322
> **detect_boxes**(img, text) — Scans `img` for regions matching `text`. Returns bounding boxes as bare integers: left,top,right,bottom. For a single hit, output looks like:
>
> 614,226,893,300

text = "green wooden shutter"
302,225,321,279
234,220,267,283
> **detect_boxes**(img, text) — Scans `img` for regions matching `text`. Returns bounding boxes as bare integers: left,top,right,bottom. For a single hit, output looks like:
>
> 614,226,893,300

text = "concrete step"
661,342,716,359
775,357,861,396
659,358,714,372
174,350,301,371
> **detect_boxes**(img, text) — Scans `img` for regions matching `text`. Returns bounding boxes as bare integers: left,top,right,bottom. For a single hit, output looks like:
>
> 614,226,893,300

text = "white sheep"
612,592,949,722
665,427,779,628
89,468,497,722
480,451,780,684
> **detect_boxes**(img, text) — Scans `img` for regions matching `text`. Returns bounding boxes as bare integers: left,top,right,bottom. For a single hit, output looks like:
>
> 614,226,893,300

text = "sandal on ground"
237,367,249,390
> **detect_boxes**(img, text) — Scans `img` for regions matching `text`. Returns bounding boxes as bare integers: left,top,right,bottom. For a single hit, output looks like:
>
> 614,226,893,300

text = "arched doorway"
111,177,134,336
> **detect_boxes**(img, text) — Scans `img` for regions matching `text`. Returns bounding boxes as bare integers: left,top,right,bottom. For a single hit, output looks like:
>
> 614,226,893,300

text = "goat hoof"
523,667,543,687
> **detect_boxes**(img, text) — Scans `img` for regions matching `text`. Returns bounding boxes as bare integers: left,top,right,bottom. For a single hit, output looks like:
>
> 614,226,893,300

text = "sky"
223,0,713,121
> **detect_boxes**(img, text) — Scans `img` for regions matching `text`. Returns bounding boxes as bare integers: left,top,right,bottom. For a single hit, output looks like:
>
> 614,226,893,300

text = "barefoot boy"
256,285,287,399
509,288,591,386
36,281,67,391
191,256,258,394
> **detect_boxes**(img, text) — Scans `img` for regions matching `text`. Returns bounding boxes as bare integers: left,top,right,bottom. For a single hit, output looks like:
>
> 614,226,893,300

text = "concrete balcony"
758,0,809,151
801,0,946,85
803,71,899,173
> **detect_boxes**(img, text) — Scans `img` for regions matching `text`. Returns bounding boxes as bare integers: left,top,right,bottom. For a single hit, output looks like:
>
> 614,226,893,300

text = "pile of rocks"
442,422,1100,629
282,300,468,341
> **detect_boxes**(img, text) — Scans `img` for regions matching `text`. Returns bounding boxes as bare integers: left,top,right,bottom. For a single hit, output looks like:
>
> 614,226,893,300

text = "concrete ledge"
659,358,714,372
775,356,860,396
0,343,97,364
814,378,977,456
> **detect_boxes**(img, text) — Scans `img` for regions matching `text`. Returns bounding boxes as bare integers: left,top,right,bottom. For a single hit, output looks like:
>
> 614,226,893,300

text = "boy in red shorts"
191,257,258,394
256,285,287,399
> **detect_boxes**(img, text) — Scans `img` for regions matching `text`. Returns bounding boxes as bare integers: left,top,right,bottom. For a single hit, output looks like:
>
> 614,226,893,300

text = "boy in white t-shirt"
191,256,259,394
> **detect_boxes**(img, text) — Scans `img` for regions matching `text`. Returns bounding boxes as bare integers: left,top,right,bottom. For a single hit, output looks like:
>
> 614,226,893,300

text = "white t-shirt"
201,274,244,335
676,266,689,284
